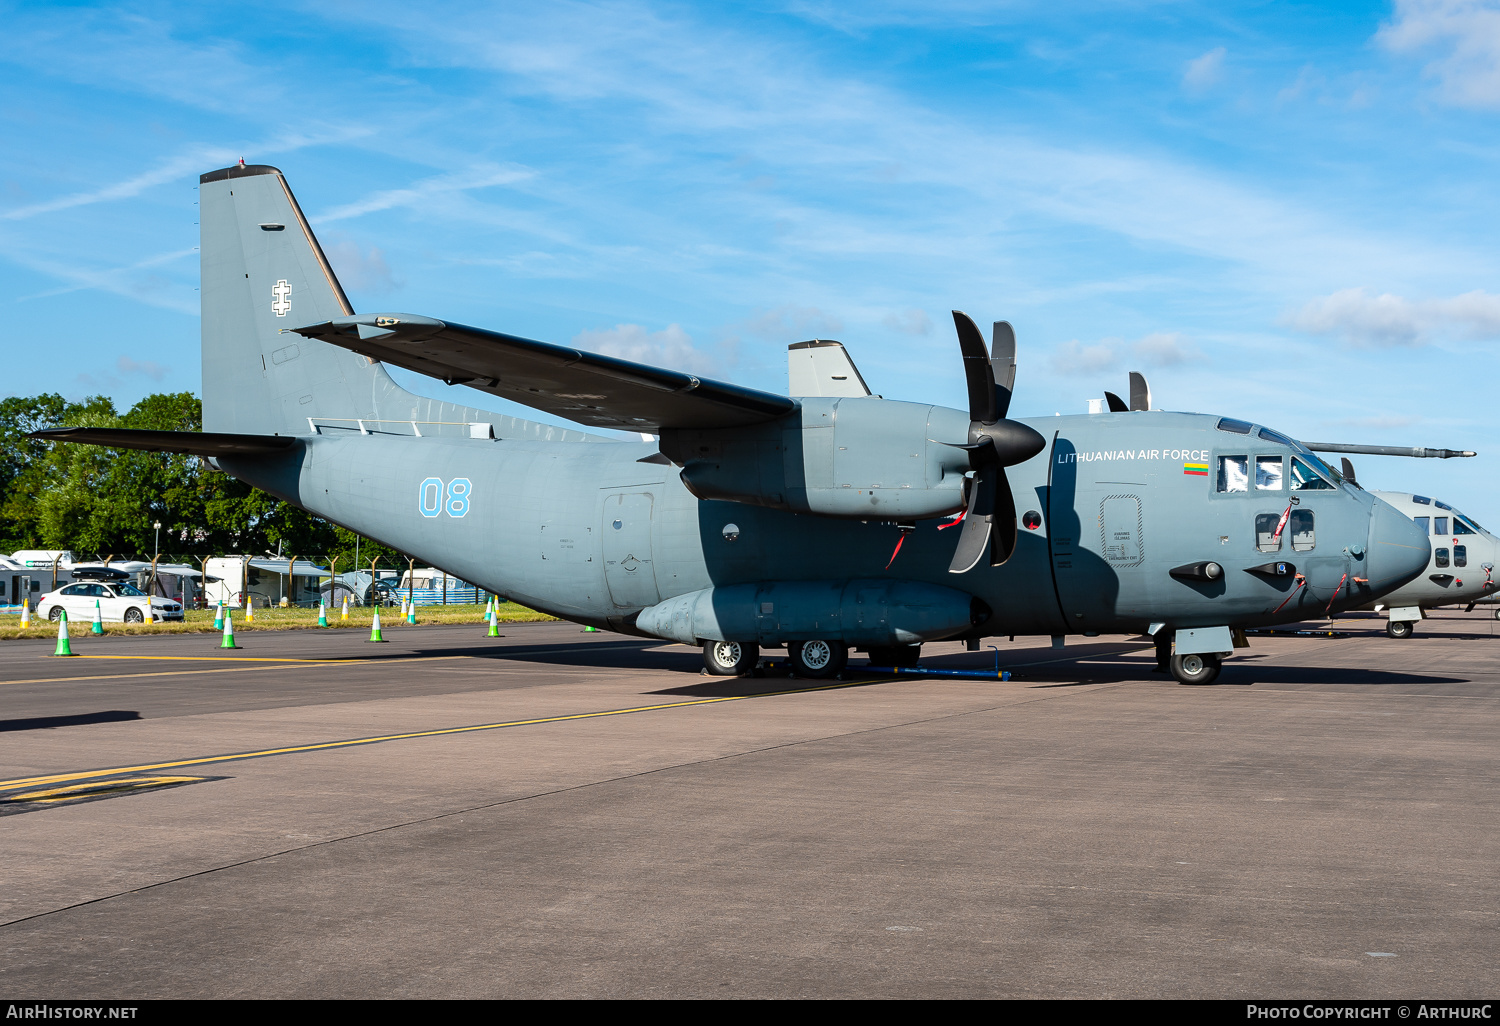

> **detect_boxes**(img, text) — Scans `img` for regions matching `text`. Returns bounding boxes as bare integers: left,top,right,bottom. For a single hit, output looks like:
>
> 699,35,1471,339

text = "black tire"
1386,620,1415,639
702,640,760,676
1169,651,1221,685
789,639,848,679
1493,609,1500,621
47,606,63,622
867,644,921,668
124,607,145,624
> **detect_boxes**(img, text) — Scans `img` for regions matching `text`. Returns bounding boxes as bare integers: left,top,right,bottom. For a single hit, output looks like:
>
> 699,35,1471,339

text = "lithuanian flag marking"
1184,462,1209,476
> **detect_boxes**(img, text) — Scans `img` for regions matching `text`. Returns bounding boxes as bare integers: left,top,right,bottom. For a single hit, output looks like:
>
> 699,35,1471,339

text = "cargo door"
602,492,660,608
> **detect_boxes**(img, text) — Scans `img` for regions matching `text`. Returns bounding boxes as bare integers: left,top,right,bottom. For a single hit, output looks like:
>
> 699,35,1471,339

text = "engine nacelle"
663,396,972,521
635,578,990,647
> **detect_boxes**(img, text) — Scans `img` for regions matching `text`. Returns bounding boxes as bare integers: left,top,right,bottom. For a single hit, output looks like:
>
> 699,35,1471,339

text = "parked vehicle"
37,581,184,624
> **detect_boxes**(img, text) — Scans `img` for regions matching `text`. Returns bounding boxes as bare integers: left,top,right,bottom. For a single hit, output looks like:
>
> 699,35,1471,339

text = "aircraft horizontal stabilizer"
292,314,796,432
28,427,299,457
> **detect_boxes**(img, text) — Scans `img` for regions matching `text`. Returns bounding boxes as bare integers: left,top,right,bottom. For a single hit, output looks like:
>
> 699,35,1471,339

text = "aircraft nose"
1364,497,1430,595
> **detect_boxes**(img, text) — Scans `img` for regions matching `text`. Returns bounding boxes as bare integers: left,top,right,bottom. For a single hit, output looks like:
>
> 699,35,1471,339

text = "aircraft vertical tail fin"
200,163,574,440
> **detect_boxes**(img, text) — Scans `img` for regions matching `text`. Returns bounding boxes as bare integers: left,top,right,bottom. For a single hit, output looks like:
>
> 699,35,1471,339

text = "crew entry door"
602,492,660,608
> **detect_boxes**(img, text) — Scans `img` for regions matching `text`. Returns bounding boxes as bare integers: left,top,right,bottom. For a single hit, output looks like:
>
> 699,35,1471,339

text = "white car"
37,581,184,624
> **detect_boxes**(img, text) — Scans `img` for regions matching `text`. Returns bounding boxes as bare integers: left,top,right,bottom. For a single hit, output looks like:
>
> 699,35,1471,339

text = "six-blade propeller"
947,311,1047,574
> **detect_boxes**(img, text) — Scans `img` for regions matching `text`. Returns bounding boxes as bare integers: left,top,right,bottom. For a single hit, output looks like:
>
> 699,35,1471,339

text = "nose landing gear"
1169,651,1222,686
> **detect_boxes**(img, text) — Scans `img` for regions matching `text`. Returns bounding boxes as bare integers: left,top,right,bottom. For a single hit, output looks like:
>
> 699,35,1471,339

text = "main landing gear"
702,640,761,676
1386,620,1415,639
788,639,848,679
1169,651,1222,686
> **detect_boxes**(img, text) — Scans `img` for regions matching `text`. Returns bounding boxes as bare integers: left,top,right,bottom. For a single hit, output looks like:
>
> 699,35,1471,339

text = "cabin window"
1435,548,1450,568
1218,455,1249,492
1434,517,1449,536
1413,516,1430,534
1255,456,1283,490
1290,509,1315,551
1217,418,1253,434
1455,545,1468,568
1290,457,1334,491
1454,518,1476,535
1255,512,1284,552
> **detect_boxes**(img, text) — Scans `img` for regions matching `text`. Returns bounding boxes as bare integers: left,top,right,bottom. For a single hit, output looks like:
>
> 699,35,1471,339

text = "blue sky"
4,0,1500,516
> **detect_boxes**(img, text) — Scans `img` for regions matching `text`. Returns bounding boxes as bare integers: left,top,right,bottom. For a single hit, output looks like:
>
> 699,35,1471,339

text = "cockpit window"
1435,517,1449,536
1217,455,1249,492
1435,500,1452,510
1458,515,1484,534
1257,427,1296,447
1255,455,1283,490
1217,418,1253,434
1290,457,1335,490
1413,516,1430,535
1412,495,1431,505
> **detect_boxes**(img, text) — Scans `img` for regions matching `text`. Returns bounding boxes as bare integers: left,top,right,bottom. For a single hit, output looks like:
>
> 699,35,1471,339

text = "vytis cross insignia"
272,279,292,317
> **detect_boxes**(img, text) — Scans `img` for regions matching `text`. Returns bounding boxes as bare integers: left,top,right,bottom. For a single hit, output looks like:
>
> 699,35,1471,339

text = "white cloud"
1379,0,1500,107
1049,339,1120,376
326,241,399,295
116,355,166,381
1286,287,1500,346
1133,332,1199,366
1049,332,1199,376
312,165,534,224
572,322,720,374
1183,47,1227,92
882,308,931,335
745,304,843,341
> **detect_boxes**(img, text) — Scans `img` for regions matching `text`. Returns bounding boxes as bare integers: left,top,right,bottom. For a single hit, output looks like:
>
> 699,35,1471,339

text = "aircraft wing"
292,314,796,431
28,428,298,456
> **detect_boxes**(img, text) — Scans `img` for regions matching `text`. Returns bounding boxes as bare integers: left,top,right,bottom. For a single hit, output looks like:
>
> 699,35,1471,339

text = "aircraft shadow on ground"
0,710,143,733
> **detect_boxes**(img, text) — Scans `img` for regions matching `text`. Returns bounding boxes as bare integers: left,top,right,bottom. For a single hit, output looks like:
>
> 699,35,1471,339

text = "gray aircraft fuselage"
220,402,1424,641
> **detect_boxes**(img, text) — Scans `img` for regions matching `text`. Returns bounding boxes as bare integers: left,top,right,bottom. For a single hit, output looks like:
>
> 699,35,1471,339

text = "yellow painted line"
0,677,891,792
0,653,479,687
5,776,206,804
73,654,370,664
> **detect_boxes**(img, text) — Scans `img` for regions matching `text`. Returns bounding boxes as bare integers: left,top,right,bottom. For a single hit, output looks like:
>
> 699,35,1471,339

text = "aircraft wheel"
867,644,921,667
1386,620,1415,639
789,639,848,679
702,640,759,676
1169,651,1221,686
1494,609,1500,621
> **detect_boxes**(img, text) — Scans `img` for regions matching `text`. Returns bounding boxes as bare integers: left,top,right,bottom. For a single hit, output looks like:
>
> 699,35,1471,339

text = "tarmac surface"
1,610,1497,998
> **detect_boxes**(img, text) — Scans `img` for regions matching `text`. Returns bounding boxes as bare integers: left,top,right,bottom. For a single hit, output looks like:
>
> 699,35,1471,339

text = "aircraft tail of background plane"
199,163,595,442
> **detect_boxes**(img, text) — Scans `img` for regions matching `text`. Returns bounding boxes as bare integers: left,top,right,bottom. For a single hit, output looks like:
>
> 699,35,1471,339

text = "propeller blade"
953,310,998,424
1103,391,1128,413
990,467,1018,566
1128,371,1151,412
991,321,1016,420
948,467,996,574
1341,457,1358,486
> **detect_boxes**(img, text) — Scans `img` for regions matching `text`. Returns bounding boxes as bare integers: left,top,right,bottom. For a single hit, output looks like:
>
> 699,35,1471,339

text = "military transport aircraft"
32,163,1432,686
1357,491,1499,637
